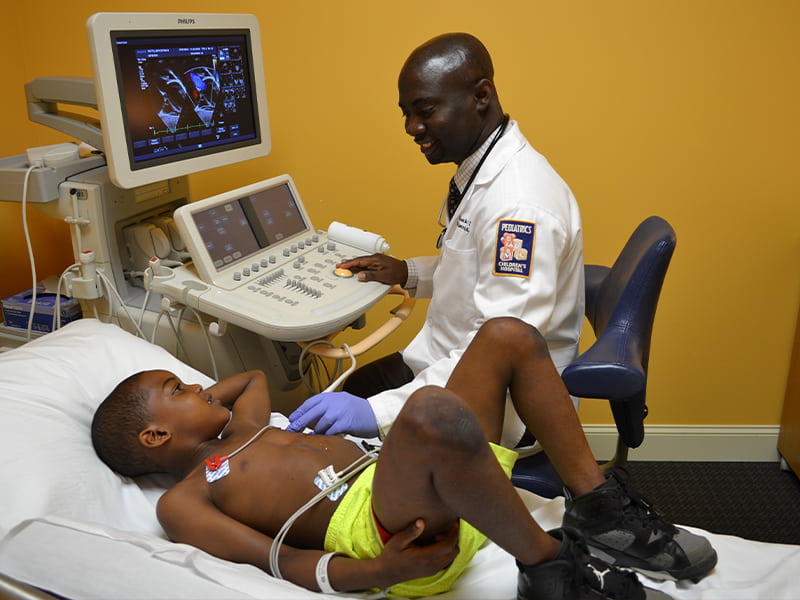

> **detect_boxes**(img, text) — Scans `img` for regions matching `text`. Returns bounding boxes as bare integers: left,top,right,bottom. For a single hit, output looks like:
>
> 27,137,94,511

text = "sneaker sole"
585,543,718,583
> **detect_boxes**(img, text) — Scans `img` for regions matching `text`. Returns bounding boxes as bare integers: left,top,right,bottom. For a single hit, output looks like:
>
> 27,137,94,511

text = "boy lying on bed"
92,317,715,599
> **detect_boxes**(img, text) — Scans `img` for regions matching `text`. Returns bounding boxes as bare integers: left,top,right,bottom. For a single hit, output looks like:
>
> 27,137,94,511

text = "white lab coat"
368,121,584,445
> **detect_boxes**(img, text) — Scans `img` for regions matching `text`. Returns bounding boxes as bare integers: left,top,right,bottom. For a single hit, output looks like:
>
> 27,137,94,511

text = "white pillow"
0,319,214,539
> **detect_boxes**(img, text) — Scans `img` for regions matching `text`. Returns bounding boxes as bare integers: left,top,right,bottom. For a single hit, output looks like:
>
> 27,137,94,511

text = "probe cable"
299,340,357,394
96,270,147,339
182,306,220,381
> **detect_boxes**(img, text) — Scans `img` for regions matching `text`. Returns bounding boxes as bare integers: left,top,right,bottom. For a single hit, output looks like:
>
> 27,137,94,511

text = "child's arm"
205,370,270,428
279,519,462,592
157,485,458,593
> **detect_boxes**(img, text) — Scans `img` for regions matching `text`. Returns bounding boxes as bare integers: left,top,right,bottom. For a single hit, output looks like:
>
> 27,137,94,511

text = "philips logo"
177,18,196,25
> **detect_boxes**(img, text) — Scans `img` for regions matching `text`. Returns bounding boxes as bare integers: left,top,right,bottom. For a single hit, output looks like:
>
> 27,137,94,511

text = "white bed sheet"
0,319,798,599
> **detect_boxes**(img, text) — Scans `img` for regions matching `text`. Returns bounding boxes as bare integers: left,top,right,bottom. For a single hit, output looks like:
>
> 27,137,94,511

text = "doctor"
289,32,583,447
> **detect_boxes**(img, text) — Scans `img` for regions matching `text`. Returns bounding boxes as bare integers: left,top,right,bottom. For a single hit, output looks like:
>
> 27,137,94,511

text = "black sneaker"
563,468,717,583
517,527,672,599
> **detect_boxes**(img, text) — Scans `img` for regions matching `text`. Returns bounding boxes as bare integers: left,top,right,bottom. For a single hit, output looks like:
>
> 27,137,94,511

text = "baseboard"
583,424,782,462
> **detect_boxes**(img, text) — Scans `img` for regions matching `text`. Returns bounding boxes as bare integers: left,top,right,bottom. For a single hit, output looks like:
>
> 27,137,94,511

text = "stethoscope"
436,113,510,249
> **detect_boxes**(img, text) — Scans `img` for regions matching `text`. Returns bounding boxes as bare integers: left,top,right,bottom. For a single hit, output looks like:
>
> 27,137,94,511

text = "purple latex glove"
286,391,379,438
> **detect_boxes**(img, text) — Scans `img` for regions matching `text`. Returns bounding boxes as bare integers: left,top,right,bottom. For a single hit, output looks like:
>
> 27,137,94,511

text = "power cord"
20,165,40,340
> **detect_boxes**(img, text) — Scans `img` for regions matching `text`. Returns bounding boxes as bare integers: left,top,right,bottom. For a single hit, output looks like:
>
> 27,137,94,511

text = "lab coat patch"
493,220,535,278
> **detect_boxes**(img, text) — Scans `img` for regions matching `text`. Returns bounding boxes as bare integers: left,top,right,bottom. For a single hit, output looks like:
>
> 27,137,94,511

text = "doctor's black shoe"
516,527,673,600
562,468,717,583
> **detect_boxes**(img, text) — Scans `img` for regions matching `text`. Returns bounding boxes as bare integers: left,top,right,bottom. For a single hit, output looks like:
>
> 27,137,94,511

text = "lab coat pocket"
430,242,480,348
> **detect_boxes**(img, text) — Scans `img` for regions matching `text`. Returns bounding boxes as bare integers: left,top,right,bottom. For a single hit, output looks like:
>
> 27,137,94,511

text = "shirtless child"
92,317,714,599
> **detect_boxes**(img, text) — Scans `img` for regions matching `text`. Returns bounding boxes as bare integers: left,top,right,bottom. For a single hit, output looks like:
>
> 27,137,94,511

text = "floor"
625,460,800,546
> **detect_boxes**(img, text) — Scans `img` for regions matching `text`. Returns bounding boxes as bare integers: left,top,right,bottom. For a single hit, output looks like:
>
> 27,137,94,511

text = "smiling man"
283,34,718,591
289,33,584,451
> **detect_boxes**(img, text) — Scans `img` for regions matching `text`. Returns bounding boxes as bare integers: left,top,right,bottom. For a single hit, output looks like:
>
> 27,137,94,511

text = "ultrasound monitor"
87,13,270,189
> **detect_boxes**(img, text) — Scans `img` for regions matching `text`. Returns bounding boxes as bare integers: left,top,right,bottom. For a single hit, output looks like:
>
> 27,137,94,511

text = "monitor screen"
190,183,309,271
191,200,261,270
173,173,315,288
87,13,270,189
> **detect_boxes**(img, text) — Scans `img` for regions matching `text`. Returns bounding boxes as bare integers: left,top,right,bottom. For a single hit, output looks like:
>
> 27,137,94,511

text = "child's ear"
139,426,171,448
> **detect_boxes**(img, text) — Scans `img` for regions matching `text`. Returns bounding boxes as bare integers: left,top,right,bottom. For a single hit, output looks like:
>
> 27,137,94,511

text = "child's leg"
445,316,603,495
371,384,669,600
372,386,559,566
446,317,717,584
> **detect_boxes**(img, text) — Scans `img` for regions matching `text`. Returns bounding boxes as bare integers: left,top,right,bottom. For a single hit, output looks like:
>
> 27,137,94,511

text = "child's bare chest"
203,430,367,540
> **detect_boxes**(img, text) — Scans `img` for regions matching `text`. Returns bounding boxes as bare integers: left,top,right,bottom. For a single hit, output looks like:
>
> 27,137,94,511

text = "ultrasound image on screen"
112,30,260,170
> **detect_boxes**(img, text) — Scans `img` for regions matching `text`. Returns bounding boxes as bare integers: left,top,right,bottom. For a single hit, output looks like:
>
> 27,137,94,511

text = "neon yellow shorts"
324,443,518,598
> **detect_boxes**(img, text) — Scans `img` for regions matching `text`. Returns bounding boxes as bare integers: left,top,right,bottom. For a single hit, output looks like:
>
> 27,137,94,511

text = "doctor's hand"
286,392,379,438
337,254,408,286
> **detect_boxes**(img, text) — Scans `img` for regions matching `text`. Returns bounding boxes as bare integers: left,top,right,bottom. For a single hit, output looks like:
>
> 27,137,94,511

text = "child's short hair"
91,371,156,477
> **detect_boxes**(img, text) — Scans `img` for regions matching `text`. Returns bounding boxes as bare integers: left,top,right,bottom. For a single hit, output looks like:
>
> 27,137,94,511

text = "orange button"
333,267,353,278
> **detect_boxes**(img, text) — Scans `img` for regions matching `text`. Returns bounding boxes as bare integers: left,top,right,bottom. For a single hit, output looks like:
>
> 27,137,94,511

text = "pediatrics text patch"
493,219,535,278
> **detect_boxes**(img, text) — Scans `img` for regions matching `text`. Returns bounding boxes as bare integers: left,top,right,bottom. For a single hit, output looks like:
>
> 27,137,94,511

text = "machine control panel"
150,174,391,342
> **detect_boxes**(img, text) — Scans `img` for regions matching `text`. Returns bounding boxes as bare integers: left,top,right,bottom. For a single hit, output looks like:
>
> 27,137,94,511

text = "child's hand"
377,519,460,584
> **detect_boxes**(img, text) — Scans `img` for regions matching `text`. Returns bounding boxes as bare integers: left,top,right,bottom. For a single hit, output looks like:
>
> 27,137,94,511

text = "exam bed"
1,319,798,599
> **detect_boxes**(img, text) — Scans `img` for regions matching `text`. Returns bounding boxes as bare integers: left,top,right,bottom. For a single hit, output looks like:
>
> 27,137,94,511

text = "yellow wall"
1,1,797,427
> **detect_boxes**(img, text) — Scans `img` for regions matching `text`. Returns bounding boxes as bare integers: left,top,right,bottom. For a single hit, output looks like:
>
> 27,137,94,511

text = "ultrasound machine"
0,13,409,412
